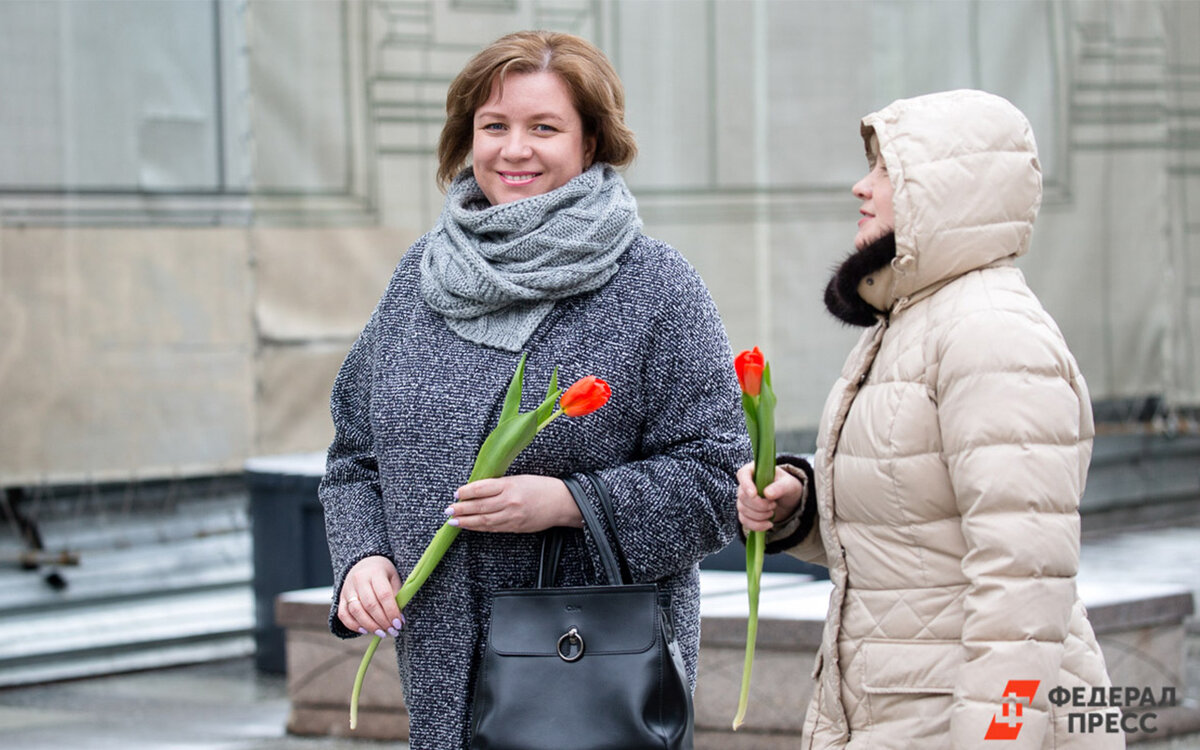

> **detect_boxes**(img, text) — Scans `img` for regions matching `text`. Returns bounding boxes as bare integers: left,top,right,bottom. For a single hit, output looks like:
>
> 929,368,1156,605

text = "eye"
481,122,506,132
532,124,558,133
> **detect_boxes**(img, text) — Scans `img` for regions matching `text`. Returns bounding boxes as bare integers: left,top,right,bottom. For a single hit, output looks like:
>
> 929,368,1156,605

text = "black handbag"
468,473,694,750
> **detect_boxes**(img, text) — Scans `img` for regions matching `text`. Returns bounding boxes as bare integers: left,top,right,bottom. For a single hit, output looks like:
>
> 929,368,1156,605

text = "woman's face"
851,136,894,250
472,71,596,205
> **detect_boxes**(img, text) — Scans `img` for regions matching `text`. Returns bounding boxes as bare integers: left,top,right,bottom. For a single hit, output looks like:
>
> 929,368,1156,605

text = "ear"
583,134,597,168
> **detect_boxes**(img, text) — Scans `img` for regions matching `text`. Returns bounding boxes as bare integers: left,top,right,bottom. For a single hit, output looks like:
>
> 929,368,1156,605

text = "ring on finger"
347,594,360,604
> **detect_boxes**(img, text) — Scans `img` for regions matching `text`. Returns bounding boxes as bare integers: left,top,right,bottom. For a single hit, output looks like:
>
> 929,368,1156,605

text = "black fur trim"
737,454,818,554
823,233,897,327
763,455,817,555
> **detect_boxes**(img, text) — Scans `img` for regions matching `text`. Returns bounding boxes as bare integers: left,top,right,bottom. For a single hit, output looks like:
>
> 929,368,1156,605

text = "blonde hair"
436,30,637,188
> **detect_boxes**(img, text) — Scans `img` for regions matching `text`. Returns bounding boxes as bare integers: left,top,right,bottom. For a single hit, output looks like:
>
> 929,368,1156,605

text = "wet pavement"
3,511,1200,750
0,657,406,750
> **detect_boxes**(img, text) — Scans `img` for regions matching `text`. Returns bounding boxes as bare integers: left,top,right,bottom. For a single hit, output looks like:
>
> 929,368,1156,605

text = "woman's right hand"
338,555,406,638
737,461,804,532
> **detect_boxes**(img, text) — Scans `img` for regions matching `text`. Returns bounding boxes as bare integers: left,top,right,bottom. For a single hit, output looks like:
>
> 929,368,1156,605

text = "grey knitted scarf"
420,163,641,352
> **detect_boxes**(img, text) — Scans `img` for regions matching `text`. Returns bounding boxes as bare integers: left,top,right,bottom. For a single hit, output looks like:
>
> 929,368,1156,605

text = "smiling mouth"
500,172,540,184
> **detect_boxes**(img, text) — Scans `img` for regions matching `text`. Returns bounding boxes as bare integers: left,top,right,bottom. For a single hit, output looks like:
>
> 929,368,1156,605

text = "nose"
852,173,871,200
500,131,533,161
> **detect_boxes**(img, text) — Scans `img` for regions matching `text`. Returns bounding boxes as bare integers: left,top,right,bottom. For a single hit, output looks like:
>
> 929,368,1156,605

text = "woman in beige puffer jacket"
738,90,1123,749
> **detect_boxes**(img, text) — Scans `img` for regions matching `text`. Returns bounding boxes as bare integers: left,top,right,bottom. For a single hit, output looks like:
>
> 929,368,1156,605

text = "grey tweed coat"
320,232,748,749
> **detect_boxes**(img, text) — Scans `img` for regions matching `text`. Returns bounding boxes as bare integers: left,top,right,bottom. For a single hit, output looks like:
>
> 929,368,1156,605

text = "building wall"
1,0,1197,485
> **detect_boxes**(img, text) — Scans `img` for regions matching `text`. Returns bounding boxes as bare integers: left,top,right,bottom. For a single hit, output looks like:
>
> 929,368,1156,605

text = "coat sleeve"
938,307,1094,748
318,307,396,638
570,263,750,583
765,456,826,564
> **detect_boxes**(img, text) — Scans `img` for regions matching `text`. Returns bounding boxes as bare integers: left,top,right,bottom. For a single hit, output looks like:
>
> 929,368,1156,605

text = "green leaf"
468,409,540,482
532,386,562,427
545,366,558,402
753,364,776,497
498,353,527,426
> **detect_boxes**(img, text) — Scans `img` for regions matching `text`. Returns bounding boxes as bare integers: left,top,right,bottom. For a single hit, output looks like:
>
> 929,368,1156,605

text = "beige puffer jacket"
782,91,1123,749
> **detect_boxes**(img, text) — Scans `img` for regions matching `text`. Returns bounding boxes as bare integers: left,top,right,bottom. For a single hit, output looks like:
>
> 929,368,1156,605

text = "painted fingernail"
357,627,368,635
374,629,386,638
443,505,455,517
387,627,399,637
392,618,404,630
453,489,460,500
447,517,460,527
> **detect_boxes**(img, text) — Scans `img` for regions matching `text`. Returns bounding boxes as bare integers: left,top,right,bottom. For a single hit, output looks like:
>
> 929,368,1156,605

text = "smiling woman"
319,29,746,750
435,30,636,191
470,71,595,206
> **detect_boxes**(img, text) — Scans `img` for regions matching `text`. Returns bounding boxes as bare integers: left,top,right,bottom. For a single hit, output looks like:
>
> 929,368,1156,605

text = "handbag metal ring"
556,627,584,662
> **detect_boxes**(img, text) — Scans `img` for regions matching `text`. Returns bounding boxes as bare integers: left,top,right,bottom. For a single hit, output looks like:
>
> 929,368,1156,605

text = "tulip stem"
538,408,564,431
395,523,462,609
348,522,462,729
349,634,381,730
732,528,765,730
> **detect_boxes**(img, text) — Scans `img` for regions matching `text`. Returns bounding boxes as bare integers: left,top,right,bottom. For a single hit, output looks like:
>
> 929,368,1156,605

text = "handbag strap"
536,527,566,588
580,472,633,585
560,474,625,586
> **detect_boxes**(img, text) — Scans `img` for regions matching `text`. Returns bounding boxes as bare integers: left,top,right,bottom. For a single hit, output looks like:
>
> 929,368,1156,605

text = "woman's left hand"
445,475,583,533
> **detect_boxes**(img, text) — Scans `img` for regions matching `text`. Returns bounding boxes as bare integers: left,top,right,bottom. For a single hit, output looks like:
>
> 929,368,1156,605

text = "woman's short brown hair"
436,30,637,188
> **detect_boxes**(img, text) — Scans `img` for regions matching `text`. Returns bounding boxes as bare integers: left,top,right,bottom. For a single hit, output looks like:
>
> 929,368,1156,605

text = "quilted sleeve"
937,306,1093,748
764,455,825,564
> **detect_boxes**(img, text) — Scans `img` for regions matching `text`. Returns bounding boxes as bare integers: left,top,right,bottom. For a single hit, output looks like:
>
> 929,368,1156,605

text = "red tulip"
731,345,776,730
734,347,764,397
560,376,612,417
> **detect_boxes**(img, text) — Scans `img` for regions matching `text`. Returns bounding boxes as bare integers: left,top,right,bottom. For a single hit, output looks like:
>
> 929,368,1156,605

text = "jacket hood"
861,89,1042,305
